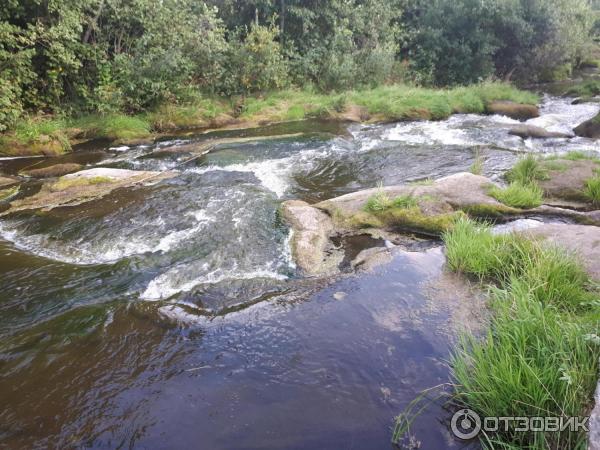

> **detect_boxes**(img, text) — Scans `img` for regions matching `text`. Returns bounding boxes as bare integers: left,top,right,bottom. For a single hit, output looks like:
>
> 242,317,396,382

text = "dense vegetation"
0,0,597,132
445,218,599,449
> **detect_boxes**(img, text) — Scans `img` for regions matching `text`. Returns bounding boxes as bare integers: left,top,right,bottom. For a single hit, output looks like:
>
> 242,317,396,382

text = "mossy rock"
3,168,177,214
317,173,515,236
0,134,70,157
485,101,539,121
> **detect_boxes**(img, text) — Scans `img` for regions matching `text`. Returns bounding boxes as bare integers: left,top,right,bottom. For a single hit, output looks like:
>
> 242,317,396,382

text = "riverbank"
281,151,600,448
0,82,538,157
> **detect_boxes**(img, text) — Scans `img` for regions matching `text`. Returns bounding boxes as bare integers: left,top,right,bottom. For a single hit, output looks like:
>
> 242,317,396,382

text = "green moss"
356,196,464,234
488,182,543,209
459,203,517,218
50,176,113,191
0,186,19,201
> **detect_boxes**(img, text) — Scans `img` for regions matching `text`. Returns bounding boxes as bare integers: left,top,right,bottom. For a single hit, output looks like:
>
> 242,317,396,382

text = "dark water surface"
1,95,599,448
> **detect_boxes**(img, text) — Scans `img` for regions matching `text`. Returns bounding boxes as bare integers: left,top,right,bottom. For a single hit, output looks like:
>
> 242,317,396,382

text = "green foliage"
444,218,599,448
391,195,418,209
566,80,600,97
489,182,543,209
71,115,151,141
403,0,594,85
364,190,393,212
506,155,548,185
584,174,600,205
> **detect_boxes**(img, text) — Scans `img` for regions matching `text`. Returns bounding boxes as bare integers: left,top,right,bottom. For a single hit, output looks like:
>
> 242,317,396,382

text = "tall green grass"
444,218,600,449
71,114,151,141
489,182,543,209
584,174,600,205
506,155,548,185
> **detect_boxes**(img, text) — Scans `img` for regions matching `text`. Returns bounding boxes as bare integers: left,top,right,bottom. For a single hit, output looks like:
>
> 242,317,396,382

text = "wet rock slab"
20,163,84,178
3,167,177,214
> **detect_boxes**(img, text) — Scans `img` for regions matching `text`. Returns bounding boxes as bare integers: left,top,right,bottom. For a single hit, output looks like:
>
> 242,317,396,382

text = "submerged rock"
280,200,340,276
574,112,600,138
486,101,539,120
153,134,305,156
3,168,176,214
20,163,84,178
508,124,571,139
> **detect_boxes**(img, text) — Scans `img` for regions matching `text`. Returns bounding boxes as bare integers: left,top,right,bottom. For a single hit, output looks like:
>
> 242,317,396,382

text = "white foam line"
141,267,288,300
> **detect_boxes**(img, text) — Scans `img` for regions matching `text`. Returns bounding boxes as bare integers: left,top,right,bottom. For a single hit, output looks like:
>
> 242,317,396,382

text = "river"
1,94,599,449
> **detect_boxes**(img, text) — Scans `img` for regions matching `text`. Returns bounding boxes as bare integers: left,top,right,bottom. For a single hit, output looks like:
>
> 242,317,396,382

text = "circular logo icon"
451,408,481,440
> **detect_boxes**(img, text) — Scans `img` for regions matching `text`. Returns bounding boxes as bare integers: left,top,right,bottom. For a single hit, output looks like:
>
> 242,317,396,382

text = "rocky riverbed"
0,94,599,448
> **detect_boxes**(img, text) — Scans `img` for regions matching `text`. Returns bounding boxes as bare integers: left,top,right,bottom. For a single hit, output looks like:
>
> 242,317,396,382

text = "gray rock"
508,124,571,139
281,200,339,276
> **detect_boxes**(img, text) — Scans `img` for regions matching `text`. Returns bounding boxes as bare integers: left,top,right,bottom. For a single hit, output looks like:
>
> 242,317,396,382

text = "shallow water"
0,95,598,448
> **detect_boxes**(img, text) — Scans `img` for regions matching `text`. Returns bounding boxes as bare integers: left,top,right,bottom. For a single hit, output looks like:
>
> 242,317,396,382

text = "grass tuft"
584,174,600,205
506,155,548,185
489,181,543,209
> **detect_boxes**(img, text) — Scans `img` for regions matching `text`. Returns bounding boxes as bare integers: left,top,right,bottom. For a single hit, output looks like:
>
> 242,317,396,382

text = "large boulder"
280,200,339,276
3,167,177,214
574,113,600,139
486,101,539,121
508,124,571,139
20,163,83,178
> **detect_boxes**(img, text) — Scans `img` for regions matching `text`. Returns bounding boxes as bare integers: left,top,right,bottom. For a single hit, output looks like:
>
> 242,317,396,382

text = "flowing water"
1,95,599,449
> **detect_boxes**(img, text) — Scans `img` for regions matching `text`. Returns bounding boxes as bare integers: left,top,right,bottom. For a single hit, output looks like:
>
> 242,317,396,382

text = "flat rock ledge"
281,173,600,277
3,167,177,214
